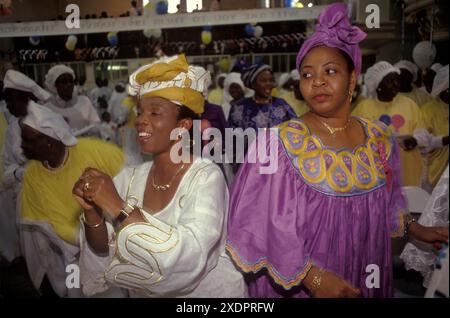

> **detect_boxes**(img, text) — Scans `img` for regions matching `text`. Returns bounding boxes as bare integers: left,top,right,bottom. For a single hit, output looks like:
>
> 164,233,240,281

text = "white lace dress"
400,166,449,287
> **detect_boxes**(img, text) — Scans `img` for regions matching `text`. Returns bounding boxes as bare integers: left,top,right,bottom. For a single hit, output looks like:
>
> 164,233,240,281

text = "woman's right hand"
305,267,361,298
73,177,96,210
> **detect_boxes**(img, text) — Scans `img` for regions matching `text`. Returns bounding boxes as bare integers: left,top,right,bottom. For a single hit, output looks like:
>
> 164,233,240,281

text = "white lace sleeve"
400,166,449,287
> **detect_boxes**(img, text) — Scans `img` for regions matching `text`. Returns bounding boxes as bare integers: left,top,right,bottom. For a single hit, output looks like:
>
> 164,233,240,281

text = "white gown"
0,117,25,261
79,157,247,298
400,166,449,287
44,94,100,137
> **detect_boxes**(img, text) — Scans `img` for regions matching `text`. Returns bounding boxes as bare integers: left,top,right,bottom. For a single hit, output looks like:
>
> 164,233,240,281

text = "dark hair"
337,49,355,74
177,105,200,152
3,88,38,103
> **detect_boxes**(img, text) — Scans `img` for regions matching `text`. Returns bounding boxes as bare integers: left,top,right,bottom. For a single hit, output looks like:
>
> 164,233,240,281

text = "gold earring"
349,90,353,102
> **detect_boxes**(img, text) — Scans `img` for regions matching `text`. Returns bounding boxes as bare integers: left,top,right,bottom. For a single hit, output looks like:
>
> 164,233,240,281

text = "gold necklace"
151,163,186,191
316,117,351,136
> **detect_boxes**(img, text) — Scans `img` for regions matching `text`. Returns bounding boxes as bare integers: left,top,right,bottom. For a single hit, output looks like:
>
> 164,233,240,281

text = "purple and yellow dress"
226,117,407,298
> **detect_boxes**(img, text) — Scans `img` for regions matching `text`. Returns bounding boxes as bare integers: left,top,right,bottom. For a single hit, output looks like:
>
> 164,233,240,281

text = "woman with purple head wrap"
226,3,448,298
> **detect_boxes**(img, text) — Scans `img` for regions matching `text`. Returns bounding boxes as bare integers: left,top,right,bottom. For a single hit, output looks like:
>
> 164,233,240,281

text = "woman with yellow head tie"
74,54,247,298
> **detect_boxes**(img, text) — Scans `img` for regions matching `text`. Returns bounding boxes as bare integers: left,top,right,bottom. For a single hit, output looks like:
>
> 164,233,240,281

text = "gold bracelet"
81,211,105,228
310,268,324,292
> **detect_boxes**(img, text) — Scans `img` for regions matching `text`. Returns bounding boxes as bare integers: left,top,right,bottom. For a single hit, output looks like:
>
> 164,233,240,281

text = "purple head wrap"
296,3,367,76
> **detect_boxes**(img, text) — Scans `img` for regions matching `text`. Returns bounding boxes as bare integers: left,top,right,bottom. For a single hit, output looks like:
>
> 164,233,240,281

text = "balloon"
413,41,437,71
156,1,168,15
245,24,255,36
107,32,118,46
201,31,212,45
143,28,162,38
67,35,78,44
203,25,213,32
65,41,76,51
391,114,405,133
29,36,40,46
378,114,391,126
254,25,263,38
216,58,231,73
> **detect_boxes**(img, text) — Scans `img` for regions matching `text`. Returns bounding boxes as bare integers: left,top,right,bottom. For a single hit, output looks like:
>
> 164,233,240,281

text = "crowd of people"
0,3,448,298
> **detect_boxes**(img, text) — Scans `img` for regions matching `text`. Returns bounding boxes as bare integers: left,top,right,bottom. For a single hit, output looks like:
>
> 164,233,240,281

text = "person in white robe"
401,166,449,288
44,65,100,137
74,54,247,298
1,70,51,262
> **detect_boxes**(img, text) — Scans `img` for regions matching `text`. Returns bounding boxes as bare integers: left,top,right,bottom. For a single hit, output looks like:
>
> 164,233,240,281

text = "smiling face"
299,46,356,116
135,96,193,156
253,70,275,99
55,73,74,101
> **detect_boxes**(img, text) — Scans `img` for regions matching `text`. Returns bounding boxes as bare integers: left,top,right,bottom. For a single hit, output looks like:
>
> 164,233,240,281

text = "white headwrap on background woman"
431,65,449,98
22,103,78,146
395,60,419,82
364,61,401,98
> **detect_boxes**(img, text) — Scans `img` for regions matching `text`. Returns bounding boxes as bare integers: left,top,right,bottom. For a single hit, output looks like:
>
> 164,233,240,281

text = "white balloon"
143,28,162,38
254,26,263,38
67,35,78,45
413,41,436,71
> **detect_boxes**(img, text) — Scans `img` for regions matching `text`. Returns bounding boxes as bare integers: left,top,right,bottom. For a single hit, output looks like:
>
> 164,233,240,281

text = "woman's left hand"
408,222,449,250
78,167,124,219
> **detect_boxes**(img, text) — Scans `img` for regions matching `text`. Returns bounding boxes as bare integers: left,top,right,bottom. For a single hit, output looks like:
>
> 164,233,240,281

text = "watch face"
116,210,128,224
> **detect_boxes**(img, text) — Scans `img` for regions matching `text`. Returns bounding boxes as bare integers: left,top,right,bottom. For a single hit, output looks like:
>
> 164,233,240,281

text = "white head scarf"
431,65,449,98
364,61,400,98
22,103,77,146
290,69,300,81
278,73,290,89
223,72,253,104
430,63,443,73
44,65,75,95
394,60,419,82
3,70,50,102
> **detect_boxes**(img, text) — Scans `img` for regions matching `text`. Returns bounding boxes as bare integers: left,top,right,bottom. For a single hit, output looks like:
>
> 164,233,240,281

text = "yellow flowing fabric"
352,94,425,186
0,113,7,184
400,87,433,108
21,138,125,245
421,98,449,186
208,88,223,105
280,92,310,117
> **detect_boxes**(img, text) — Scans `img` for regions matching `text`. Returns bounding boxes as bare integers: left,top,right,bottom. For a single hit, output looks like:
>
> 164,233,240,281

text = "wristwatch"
115,196,139,224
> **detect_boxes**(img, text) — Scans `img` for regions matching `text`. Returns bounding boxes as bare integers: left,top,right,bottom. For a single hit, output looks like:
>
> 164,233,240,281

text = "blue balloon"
245,24,255,36
108,35,118,46
156,1,168,15
203,25,213,32
284,0,294,7
379,114,391,126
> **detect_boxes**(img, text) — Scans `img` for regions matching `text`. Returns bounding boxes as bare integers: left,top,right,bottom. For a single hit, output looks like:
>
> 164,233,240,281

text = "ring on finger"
83,182,90,192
